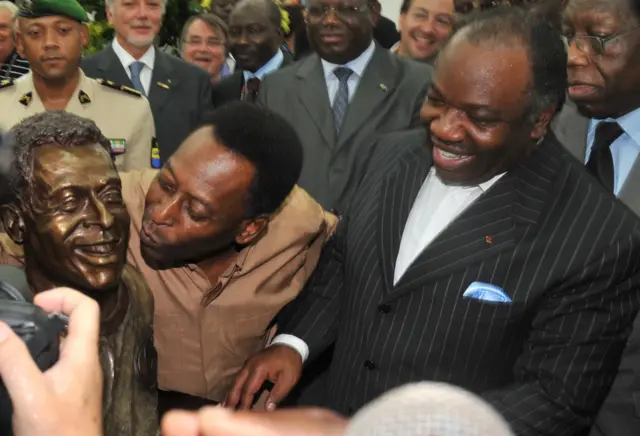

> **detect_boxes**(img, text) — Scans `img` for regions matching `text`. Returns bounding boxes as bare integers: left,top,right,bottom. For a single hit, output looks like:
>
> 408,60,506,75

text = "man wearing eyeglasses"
552,0,640,435
256,0,432,213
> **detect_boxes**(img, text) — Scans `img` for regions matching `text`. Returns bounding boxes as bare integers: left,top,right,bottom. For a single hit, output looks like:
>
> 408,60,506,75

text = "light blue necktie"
332,67,353,135
129,61,146,96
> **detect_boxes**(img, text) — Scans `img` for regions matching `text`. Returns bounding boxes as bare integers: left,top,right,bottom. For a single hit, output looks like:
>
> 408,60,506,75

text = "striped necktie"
332,67,353,135
129,61,146,96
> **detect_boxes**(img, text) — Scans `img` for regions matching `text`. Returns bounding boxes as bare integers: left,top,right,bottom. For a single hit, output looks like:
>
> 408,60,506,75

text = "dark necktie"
129,61,146,96
244,78,261,103
586,121,624,193
332,67,353,135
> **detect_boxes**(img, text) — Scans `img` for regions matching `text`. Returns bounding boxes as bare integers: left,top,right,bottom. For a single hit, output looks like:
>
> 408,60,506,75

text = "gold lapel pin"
379,84,388,92
157,82,170,89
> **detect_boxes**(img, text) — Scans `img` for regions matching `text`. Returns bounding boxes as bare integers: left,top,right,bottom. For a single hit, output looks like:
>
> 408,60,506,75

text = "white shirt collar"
111,38,156,71
321,41,376,81
429,167,504,192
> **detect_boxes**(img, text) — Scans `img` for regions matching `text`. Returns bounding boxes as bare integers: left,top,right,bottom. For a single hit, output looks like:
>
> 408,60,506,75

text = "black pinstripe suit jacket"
279,128,640,435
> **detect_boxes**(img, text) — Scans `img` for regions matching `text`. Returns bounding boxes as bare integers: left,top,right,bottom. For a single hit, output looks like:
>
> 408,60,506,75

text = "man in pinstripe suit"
226,8,640,435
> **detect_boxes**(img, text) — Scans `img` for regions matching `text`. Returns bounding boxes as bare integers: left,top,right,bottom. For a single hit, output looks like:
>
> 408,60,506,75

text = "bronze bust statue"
0,112,158,436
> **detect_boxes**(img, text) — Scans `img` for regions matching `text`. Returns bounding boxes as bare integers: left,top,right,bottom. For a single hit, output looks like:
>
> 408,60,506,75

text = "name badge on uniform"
110,139,126,155
151,138,161,169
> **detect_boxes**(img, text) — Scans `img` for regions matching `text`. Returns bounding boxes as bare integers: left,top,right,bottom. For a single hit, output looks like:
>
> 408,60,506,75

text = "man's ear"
79,23,89,49
106,4,114,26
0,204,26,245
530,107,555,142
14,23,25,58
235,217,269,245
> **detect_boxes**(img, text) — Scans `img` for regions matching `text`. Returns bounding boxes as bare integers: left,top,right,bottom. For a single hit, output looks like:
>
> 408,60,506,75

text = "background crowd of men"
0,0,640,434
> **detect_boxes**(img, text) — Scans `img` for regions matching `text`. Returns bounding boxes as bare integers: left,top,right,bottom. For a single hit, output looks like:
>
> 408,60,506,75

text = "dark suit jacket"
81,46,213,165
258,44,431,212
211,51,294,107
279,128,640,435
552,100,640,436
373,16,400,49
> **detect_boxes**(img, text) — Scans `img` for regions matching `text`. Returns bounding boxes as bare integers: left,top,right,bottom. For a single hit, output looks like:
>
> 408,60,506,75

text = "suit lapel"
619,158,640,216
337,46,396,149
378,131,432,294
552,98,589,161
295,55,334,147
94,45,134,87
281,51,294,67
148,50,175,114
382,136,560,302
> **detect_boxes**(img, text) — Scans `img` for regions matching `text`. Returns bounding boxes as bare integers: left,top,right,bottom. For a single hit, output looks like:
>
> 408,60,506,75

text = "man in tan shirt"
0,101,337,416
0,0,156,171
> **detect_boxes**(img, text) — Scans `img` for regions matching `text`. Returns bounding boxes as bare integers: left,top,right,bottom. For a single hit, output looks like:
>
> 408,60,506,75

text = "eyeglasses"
562,26,640,56
306,4,368,22
183,37,225,48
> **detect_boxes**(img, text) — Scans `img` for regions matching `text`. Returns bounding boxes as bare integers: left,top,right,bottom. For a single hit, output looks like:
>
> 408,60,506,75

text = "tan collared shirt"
120,170,337,401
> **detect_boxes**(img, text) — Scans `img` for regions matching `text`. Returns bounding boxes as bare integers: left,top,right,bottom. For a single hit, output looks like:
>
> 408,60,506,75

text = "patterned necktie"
129,61,146,96
586,121,624,193
244,78,261,103
332,67,353,135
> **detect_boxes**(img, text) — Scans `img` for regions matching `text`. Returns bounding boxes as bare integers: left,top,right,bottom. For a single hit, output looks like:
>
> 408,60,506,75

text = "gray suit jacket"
81,46,213,165
258,45,431,212
553,101,640,436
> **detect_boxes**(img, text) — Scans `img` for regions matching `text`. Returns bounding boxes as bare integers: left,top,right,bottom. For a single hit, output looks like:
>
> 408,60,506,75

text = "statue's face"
22,144,129,292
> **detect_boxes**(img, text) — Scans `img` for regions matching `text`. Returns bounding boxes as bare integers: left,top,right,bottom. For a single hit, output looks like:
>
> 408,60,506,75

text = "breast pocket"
458,297,521,324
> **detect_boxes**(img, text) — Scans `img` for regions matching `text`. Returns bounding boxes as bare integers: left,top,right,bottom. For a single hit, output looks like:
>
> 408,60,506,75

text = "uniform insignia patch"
110,138,126,155
0,79,13,89
151,138,161,169
96,79,142,97
78,90,91,104
19,91,32,107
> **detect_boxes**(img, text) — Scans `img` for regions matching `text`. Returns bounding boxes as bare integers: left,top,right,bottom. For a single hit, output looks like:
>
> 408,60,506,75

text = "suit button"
378,303,391,313
363,360,377,370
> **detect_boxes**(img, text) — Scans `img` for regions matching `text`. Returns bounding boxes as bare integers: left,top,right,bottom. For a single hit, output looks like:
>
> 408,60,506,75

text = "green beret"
18,0,88,22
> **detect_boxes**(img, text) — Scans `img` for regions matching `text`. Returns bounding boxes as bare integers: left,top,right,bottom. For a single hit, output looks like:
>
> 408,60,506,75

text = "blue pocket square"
463,282,512,303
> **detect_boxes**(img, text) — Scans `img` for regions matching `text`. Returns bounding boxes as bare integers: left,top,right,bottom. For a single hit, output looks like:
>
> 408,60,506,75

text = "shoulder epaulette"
0,79,14,90
96,78,142,97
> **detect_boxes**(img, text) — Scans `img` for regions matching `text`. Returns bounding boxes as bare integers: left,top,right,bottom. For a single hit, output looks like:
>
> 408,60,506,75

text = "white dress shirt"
243,49,284,82
272,167,504,361
111,39,155,96
320,41,376,105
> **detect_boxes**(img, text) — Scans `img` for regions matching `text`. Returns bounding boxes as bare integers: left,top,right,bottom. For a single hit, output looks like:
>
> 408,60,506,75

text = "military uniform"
0,71,157,171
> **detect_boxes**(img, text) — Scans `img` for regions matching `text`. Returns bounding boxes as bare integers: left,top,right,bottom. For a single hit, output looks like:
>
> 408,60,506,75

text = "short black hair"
400,0,411,14
3,111,111,206
233,0,282,30
205,101,303,218
451,6,567,119
566,0,640,23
